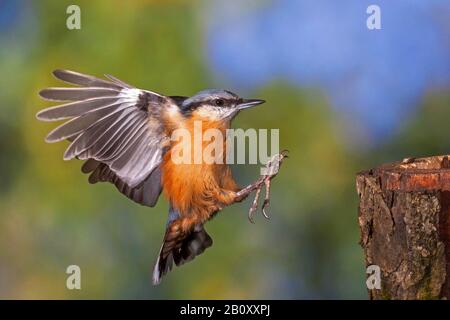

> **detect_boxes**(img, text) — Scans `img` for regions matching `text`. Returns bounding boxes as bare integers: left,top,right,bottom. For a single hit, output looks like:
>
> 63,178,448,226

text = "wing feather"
36,97,119,121
40,87,120,101
53,69,124,90
63,107,136,160
37,69,170,206
45,101,130,143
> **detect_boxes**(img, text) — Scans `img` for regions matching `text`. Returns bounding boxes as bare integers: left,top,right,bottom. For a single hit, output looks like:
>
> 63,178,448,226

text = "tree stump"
357,155,450,299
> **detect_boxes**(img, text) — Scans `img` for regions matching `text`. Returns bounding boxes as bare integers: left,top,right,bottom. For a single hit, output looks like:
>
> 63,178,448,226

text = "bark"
357,155,450,299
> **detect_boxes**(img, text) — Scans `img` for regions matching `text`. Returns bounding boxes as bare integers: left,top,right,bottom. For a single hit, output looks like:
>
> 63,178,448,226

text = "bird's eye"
214,99,224,106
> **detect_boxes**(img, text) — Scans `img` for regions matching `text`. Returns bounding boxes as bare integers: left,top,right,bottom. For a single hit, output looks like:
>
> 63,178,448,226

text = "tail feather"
152,223,213,285
173,227,213,265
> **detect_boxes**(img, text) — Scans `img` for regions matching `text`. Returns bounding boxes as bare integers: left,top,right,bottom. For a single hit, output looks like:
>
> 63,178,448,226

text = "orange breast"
161,116,235,222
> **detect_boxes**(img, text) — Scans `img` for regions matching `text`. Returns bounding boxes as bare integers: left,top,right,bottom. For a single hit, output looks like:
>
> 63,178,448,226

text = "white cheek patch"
196,106,235,120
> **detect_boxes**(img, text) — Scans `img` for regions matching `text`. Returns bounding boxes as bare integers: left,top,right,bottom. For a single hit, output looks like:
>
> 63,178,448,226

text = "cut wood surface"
357,155,450,299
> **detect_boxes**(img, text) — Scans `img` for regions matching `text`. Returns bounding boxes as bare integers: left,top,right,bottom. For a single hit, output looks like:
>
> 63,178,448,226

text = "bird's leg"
261,178,271,219
235,150,288,223
248,184,262,223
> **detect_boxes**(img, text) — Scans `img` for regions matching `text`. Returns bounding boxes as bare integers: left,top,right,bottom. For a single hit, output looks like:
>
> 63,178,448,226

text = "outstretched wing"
37,69,170,206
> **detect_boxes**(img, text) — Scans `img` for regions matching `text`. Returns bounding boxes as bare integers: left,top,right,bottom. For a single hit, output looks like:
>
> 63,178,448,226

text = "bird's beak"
237,99,266,110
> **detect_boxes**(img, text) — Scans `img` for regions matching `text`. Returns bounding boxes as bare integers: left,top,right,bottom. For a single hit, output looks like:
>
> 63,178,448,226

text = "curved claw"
248,202,257,224
248,210,255,224
261,177,271,219
262,200,270,219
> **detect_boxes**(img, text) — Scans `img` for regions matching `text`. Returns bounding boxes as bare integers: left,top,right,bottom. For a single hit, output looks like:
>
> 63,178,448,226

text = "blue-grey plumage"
183,89,238,103
180,88,265,118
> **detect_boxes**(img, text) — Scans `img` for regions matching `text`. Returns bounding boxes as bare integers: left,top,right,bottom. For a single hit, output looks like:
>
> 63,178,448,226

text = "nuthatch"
37,70,287,284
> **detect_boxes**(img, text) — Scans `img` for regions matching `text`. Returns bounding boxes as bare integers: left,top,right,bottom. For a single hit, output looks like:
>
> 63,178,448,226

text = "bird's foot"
236,150,288,223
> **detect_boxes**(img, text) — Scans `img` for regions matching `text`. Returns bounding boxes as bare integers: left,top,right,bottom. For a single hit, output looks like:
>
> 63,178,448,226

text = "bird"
36,69,287,284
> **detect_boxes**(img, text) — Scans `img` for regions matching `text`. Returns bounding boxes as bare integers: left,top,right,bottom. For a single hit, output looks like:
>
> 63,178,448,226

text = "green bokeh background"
0,0,449,299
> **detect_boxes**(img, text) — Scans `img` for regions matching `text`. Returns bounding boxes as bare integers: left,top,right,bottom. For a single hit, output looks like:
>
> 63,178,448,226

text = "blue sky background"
206,0,450,143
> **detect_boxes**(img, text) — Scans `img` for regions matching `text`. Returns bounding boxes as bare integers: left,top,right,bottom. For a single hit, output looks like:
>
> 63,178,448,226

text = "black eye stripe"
187,98,234,108
180,98,237,116
212,98,234,106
